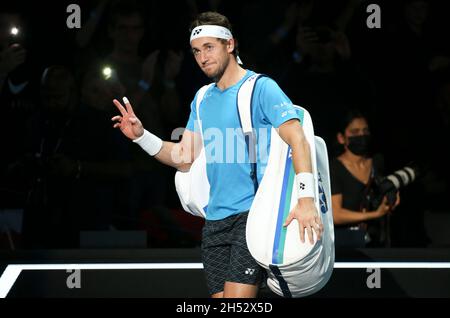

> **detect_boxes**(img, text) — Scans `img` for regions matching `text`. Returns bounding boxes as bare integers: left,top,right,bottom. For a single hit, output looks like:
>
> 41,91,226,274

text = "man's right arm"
152,129,202,172
112,97,202,172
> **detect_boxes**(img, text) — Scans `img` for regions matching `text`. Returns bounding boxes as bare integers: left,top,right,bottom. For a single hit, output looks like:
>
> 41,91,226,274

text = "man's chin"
202,68,216,78
204,69,224,82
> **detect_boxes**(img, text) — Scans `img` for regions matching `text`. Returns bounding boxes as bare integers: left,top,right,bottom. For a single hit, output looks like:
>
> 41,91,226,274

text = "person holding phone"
0,11,26,92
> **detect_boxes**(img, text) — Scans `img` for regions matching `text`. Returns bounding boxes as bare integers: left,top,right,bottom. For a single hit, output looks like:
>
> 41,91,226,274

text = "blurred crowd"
0,0,449,249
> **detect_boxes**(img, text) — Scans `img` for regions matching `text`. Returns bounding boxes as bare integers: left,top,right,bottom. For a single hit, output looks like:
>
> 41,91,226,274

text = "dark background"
0,0,449,250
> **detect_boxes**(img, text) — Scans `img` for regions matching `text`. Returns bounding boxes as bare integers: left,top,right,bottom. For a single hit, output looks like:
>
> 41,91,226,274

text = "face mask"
347,135,371,156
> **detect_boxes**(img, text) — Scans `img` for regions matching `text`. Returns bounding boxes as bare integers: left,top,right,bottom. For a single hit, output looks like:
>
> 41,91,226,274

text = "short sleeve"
256,77,301,128
185,90,201,133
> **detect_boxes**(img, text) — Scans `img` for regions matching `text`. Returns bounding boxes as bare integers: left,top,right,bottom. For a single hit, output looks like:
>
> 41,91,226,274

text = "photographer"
330,109,400,248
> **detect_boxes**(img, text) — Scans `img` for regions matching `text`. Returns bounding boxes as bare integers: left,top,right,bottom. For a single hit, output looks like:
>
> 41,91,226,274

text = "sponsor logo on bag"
318,172,328,214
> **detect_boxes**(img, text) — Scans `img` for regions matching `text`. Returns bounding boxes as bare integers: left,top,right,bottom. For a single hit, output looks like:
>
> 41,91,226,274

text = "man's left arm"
278,118,324,244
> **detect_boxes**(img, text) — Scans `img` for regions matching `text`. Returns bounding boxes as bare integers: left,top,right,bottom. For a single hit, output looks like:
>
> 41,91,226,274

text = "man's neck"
216,60,247,90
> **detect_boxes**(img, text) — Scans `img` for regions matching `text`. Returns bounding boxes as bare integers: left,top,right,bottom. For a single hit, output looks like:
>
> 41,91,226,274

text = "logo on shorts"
245,268,255,275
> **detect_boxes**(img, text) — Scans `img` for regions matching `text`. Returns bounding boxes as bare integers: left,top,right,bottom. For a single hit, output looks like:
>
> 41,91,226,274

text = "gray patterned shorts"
201,211,264,295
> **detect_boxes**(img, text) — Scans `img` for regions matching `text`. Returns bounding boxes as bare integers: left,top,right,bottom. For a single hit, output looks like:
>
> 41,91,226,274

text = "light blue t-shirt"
186,70,300,220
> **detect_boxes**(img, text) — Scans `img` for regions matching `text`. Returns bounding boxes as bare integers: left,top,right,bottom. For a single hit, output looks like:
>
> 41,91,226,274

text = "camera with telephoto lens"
363,162,421,211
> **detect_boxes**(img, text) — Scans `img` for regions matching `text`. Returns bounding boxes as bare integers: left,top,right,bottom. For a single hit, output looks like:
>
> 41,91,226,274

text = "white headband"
190,25,243,64
190,25,232,42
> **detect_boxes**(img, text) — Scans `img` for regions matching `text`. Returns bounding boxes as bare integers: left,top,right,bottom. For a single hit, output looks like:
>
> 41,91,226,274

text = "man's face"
109,13,144,52
191,37,232,81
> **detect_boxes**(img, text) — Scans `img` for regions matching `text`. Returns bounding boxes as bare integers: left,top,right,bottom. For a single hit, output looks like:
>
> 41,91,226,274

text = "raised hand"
295,26,319,56
0,44,26,74
111,97,144,140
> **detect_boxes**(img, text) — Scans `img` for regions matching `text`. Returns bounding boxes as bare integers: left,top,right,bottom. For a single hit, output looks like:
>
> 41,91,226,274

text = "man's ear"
337,132,346,145
227,38,235,54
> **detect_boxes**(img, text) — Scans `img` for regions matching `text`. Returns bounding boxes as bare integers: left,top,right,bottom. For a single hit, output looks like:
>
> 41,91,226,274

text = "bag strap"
237,73,266,193
195,83,214,142
195,75,264,193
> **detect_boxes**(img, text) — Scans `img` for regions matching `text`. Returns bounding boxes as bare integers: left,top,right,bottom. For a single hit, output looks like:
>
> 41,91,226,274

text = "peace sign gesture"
111,97,144,140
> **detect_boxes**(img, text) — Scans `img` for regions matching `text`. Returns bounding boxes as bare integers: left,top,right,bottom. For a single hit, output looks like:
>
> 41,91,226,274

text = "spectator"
330,109,399,248
281,23,376,145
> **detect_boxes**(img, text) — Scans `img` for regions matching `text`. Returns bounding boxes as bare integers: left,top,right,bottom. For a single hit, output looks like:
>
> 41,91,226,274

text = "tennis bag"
245,103,335,298
174,83,213,218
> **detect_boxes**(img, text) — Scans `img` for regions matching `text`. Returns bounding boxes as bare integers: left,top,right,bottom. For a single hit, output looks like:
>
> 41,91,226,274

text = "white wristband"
133,129,163,156
296,172,315,199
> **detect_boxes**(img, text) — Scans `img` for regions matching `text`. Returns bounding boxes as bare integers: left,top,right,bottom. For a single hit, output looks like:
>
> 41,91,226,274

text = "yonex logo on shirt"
248,74,258,82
